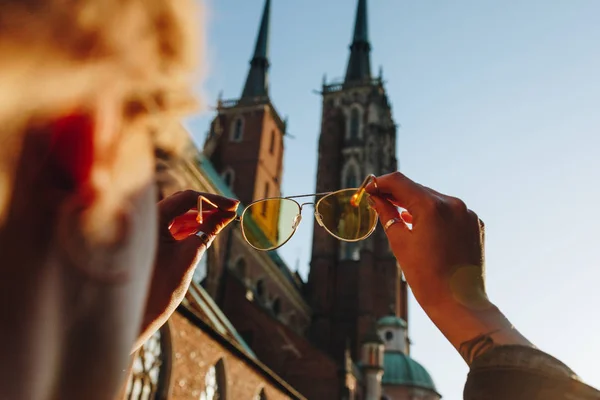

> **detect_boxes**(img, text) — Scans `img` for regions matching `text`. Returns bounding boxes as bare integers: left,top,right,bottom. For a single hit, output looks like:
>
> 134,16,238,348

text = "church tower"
203,0,286,227
307,0,409,363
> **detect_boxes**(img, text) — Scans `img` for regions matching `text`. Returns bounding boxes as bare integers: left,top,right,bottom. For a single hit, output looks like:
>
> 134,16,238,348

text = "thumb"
369,195,410,248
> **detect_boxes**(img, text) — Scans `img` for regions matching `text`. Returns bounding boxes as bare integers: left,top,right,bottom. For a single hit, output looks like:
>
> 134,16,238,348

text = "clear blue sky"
185,1,600,398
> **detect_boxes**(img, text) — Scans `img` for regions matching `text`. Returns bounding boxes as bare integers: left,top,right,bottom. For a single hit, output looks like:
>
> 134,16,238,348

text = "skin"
366,172,534,365
0,106,238,400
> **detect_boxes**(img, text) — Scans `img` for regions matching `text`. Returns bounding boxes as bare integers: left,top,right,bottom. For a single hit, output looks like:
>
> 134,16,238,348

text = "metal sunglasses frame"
225,174,379,252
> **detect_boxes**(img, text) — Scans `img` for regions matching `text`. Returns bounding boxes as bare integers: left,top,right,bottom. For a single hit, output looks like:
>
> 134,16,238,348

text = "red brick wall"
220,274,342,400
209,104,284,207
224,226,310,333
167,312,299,400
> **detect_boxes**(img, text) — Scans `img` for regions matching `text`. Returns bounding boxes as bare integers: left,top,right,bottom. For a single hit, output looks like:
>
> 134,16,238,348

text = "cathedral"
124,0,440,399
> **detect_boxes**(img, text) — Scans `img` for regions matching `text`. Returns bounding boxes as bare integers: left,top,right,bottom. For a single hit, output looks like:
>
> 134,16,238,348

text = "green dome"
377,315,408,328
382,352,438,394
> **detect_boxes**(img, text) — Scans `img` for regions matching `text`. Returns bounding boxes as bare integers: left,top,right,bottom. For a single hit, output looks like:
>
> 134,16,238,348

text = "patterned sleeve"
463,345,600,400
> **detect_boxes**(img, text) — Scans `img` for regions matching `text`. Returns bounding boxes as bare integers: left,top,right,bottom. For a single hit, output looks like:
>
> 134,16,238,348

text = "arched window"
256,279,265,299
222,169,234,188
231,118,244,142
349,108,360,140
269,130,276,154
254,388,267,400
345,169,358,189
342,162,360,189
125,324,172,399
193,251,208,285
261,182,269,216
234,258,247,279
200,359,227,400
272,298,281,316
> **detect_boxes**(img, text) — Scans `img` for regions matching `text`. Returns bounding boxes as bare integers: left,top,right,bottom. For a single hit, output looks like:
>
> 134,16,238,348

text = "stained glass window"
231,118,243,142
125,325,171,400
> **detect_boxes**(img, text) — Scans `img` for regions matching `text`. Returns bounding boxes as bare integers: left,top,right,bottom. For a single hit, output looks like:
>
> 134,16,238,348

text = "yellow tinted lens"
316,189,377,241
241,198,301,250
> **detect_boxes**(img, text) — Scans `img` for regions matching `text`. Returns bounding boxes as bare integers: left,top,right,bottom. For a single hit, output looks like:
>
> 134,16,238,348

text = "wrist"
422,298,533,365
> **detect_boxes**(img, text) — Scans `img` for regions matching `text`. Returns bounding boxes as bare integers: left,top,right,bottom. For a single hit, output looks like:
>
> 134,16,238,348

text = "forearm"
423,298,533,365
133,241,208,352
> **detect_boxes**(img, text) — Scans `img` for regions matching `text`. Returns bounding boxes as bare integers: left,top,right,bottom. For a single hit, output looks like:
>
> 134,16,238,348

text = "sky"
185,1,600,398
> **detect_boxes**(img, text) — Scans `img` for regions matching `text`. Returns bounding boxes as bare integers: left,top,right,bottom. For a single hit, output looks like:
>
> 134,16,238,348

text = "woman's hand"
135,190,238,350
366,172,532,365
366,172,487,310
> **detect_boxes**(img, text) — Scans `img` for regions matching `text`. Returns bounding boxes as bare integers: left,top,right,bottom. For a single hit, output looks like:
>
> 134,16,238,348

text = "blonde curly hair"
0,0,206,222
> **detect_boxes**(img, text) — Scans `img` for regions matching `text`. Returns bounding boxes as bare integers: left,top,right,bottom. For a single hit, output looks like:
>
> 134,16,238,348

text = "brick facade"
206,101,285,208
219,272,342,400
168,311,300,400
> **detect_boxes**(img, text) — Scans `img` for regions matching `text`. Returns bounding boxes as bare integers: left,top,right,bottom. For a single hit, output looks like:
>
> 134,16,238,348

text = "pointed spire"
241,0,271,100
345,0,372,84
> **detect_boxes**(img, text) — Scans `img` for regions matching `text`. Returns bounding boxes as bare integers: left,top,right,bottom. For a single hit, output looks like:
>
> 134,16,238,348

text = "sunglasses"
198,175,379,251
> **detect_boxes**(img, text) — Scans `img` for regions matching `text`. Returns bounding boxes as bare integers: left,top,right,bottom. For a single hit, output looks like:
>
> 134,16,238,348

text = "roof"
382,352,438,395
241,0,271,99
378,315,408,329
351,0,369,43
345,0,372,83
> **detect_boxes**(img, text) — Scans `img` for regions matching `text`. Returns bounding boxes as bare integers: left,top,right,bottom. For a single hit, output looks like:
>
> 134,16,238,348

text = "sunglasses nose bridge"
314,211,324,227
292,213,302,230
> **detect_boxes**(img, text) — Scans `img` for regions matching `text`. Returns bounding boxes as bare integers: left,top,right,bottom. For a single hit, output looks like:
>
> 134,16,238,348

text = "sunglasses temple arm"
196,195,221,224
350,174,377,207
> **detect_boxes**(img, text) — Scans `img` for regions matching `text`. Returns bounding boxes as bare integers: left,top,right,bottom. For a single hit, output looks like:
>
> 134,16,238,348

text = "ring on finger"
384,217,402,231
196,230,215,249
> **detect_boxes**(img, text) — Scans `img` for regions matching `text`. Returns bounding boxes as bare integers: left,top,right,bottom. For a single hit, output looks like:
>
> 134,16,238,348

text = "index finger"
365,172,426,211
159,190,239,223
